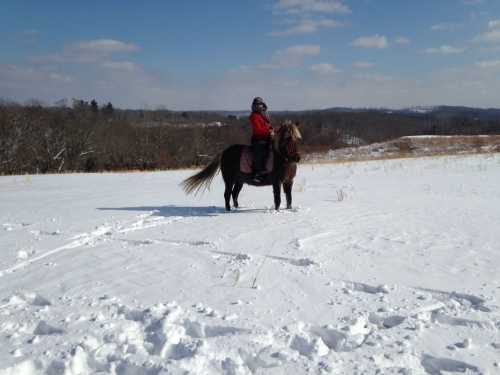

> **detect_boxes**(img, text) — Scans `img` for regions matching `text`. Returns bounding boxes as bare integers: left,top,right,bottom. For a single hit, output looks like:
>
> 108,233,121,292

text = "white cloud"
230,45,322,73
34,39,140,64
395,36,411,45
77,39,139,53
230,44,321,72
271,45,321,68
431,23,460,31
0,64,75,104
275,0,350,14
48,73,73,83
193,62,500,111
424,45,465,55
102,61,141,72
356,73,393,82
0,64,73,85
479,45,500,52
354,61,374,69
271,0,349,38
476,60,500,68
271,18,342,36
474,20,500,43
278,44,321,57
475,29,500,43
4,61,500,110
488,19,500,29
309,63,340,75
353,35,388,49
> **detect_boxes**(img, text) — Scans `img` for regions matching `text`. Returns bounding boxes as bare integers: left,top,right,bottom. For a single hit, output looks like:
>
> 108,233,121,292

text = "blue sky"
1,0,500,110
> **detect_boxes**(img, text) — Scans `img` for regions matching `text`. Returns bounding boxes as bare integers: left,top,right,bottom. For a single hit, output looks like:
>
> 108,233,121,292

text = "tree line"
1,99,500,175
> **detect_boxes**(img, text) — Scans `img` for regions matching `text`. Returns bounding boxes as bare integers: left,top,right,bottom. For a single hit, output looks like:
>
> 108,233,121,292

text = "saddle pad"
240,146,273,174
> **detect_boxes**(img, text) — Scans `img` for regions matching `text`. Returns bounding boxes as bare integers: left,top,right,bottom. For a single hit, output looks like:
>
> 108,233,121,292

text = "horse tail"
181,153,222,195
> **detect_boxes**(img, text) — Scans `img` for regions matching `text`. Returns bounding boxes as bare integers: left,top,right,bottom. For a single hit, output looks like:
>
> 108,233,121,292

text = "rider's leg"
252,139,269,178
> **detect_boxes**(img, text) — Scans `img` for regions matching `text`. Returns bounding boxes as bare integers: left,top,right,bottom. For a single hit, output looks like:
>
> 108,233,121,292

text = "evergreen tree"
90,99,99,113
103,102,114,115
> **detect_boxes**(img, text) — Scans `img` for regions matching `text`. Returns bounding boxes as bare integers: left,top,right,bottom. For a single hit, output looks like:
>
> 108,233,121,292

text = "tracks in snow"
0,214,184,276
1,207,315,279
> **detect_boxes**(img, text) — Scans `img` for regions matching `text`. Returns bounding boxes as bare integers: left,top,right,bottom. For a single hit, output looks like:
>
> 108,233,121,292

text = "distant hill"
298,105,500,120
215,106,500,121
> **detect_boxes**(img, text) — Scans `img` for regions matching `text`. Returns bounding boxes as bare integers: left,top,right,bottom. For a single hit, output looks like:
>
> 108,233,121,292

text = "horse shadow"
97,205,267,218
98,205,225,218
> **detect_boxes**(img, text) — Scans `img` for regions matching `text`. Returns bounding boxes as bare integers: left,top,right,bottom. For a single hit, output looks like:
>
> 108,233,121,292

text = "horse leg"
283,181,293,209
232,181,243,208
224,180,234,211
273,182,282,210
220,145,245,212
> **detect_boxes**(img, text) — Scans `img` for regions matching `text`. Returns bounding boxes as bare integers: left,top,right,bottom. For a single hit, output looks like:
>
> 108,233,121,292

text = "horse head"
275,120,302,163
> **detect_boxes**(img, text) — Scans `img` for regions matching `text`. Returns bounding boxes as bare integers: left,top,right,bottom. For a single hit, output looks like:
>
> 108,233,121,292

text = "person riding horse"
249,97,274,182
182,114,302,211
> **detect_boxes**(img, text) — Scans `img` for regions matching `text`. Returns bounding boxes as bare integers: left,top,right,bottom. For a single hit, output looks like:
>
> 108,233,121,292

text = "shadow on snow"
97,205,268,218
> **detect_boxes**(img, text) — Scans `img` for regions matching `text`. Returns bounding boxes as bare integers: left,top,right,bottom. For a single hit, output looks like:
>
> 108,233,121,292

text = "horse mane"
291,122,302,140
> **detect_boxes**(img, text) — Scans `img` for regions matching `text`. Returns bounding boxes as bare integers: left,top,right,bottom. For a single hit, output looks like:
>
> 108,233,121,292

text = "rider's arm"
250,113,272,139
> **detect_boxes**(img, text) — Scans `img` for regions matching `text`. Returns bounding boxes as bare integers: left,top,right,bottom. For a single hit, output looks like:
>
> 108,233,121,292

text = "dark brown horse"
182,121,302,211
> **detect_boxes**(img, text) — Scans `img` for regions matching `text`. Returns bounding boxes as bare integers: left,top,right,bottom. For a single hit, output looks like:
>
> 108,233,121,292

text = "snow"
406,107,436,114
1,154,500,374
306,135,500,163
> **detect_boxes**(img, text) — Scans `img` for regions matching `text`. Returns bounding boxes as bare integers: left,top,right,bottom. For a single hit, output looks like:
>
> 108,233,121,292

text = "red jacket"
249,112,273,140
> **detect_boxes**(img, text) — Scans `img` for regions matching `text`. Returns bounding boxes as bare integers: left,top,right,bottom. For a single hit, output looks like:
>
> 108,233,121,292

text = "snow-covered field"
305,135,500,163
1,154,500,374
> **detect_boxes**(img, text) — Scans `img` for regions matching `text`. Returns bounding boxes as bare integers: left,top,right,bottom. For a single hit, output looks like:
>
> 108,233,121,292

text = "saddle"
240,146,273,175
